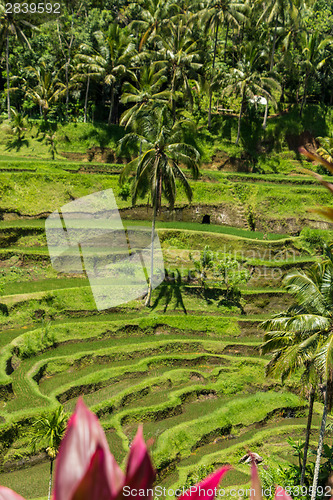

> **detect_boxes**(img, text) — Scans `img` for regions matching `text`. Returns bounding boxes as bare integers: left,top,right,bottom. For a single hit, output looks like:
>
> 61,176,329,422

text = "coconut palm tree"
120,65,171,129
119,106,200,306
155,20,203,118
0,1,37,119
23,63,65,121
261,249,333,497
299,31,332,117
87,23,137,125
257,0,294,71
129,0,180,51
74,45,105,123
223,43,281,144
10,108,26,141
30,406,68,500
197,0,248,128
261,315,318,486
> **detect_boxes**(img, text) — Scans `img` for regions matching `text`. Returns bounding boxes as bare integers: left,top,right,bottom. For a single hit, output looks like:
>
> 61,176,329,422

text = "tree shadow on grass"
5,138,29,152
152,269,187,314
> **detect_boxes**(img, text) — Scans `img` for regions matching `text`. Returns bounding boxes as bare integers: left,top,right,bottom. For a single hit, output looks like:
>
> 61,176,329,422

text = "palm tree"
129,0,180,51
74,45,105,123
261,249,333,497
91,23,137,125
120,65,170,129
299,31,332,116
23,63,65,121
257,0,294,72
197,0,248,128
0,1,37,119
261,316,318,486
223,43,281,144
30,406,67,500
119,106,200,306
10,109,26,141
155,20,203,117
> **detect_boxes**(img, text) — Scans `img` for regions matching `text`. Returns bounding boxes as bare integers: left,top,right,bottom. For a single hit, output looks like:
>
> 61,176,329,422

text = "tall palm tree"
257,0,294,72
223,43,281,144
74,45,105,123
30,406,67,500
0,1,37,119
120,65,170,129
129,0,180,51
88,23,137,125
119,106,200,306
261,249,333,497
299,31,332,117
261,315,318,486
197,0,248,128
155,20,203,117
23,63,65,121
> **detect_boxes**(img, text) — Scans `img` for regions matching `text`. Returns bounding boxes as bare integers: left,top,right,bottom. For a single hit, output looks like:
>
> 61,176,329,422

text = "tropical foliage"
1,0,333,127
261,247,333,498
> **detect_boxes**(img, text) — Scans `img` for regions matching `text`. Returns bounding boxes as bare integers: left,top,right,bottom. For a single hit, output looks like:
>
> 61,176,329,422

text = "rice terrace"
2,1,333,499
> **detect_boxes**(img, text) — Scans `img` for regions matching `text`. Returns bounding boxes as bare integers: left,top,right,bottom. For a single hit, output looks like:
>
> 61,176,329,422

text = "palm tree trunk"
6,32,11,120
263,98,269,129
224,21,229,63
208,19,219,130
65,60,70,121
171,71,176,123
145,200,157,308
108,85,115,126
65,21,75,122
300,73,309,117
236,96,244,145
145,205,156,307
146,169,160,307
48,459,54,500
84,75,90,123
300,386,315,486
310,387,328,500
270,14,278,72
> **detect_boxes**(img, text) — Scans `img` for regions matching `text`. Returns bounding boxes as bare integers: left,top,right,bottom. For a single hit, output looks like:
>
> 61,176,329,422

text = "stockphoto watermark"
123,485,277,498
174,246,297,282
123,485,331,498
45,188,165,310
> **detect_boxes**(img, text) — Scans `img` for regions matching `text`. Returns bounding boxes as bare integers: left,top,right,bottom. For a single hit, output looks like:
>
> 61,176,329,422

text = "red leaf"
53,399,124,500
71,445,112,500
179,466,230,500
125,426,156,498
250,459,262,500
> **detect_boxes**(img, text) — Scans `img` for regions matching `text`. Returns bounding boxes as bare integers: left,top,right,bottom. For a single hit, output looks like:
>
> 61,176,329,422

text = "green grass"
125,220,288,240
0,462,50,499
1,170,332,221
152,391,302,468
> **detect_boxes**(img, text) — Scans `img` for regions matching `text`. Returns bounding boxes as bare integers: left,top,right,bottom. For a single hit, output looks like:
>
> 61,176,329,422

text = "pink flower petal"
54,399,124,500
179,466,230,500
71,445,112,500
0,487,25,500
125,426,156,496
250,458,262,500
274,487,293,500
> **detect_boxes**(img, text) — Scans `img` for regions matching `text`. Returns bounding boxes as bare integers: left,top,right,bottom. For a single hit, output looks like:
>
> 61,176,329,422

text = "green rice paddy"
0,159,332,499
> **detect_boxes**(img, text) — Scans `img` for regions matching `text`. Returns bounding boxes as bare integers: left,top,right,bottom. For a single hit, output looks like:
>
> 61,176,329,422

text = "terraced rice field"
0,164,330,499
